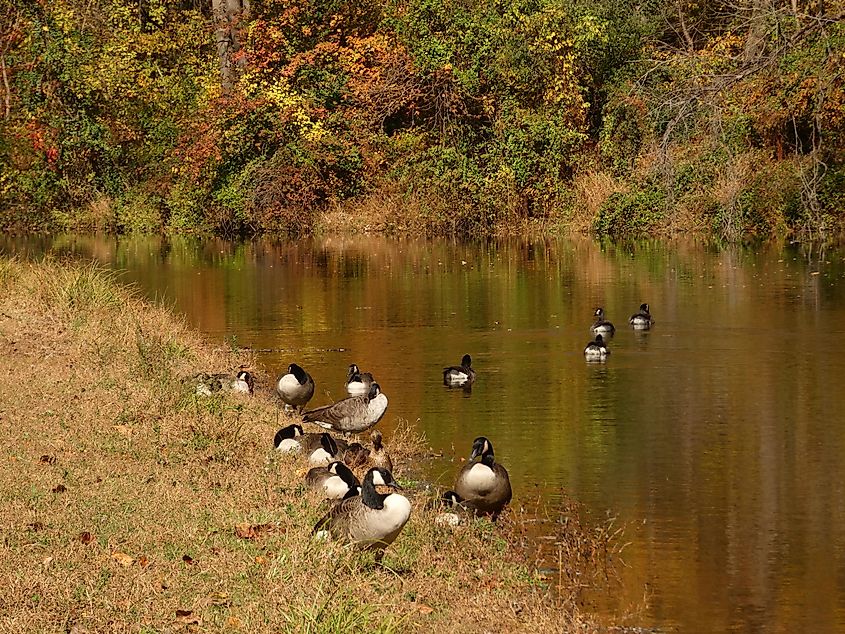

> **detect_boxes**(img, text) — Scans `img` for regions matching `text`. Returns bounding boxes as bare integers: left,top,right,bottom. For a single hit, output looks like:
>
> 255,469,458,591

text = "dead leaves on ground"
234,522,281,540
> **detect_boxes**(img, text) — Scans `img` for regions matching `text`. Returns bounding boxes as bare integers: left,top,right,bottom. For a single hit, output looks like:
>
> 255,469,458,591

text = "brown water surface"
5,234,845,631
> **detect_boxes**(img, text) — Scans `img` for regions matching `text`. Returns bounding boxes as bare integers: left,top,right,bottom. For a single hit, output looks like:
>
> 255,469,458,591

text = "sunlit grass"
0,256,617,632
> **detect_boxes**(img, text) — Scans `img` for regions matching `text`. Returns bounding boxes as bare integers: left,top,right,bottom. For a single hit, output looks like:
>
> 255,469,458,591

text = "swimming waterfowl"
629,303,653,330
305,461,362,500
302,382,388,434
590,308,616,337
345,364,375,396
584,334,610,361
273,424,348,465
276,363,315,412
454,437,512,519
312,467,411,560
443,354,476,387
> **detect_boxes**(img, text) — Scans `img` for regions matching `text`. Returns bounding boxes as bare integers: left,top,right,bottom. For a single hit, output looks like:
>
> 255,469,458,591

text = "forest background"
1,0,843,240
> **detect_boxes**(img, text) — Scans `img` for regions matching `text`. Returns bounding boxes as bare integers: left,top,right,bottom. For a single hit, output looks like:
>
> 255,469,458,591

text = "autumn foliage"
0,0,843,238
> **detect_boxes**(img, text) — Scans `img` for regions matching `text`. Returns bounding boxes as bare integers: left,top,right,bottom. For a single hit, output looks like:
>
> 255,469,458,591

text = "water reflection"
4,233,845,631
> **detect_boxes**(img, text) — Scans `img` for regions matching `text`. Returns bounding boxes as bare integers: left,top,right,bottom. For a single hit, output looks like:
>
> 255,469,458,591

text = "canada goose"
434,490,467,527
232,370,254,394
629,303,653,330
302,382,388,434
454,437,512,519
590,308,616,337
345,364,375,396
443,354,476,386
306,461,362,500
193,371,251,396
276,363,315,412
312,467,411,560
584,334,610,361
273,425,348,465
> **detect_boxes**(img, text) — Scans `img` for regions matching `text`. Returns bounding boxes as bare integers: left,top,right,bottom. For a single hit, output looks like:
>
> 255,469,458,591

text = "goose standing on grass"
443,354,476,387
454,437,512,519
273,424,348,465
345,364,375,396
312,467,411,560
302,382,388,434
629,303,653,330
590,308,616,337
276,363,315,412
306,461,362,500
584,334,610,362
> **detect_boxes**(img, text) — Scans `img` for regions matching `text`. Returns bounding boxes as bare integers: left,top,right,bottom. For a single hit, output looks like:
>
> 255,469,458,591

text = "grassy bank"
0,257,612,632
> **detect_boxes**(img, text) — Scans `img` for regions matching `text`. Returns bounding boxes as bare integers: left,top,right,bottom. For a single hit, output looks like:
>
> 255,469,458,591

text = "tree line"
0,0,842,239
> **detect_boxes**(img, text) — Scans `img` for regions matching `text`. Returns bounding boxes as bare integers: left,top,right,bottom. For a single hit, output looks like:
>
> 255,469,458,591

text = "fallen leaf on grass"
111,552,135,567
175,609,200,626
52,484,67,493
27,521,45,532
39,454,57,465
208,591,230,606
417,604,434,615
226,615,243,628
234,522,278,540
254,556,267,565
182,554,196,565
79,531,94,544
138,555,150,568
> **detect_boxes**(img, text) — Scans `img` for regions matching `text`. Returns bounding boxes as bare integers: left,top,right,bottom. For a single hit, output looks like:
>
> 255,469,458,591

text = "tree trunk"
213,0,248,94
743,0,774,63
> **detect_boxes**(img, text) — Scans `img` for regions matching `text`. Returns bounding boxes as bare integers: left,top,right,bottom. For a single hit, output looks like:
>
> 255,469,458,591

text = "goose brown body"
302,382,388,433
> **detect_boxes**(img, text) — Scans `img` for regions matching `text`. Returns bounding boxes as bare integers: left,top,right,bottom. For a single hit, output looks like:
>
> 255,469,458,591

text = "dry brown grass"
0,256,605,633
568,171,628,234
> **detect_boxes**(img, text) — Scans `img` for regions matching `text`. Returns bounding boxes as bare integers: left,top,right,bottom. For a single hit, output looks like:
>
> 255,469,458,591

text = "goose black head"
274,423,304,446
237,370,251,381
289,363,308,385
346,364,360,380
469,437,494,463
369,467,400,489
640,303,649,313
461,354,472,368
441,490,463,508
320,433,339,457
362,467,401,509
367,382,381,399
328,461,360,487
594,307,605,318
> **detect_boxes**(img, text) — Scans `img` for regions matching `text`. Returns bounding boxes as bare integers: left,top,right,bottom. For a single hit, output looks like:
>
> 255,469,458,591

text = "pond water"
5,233,845,631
